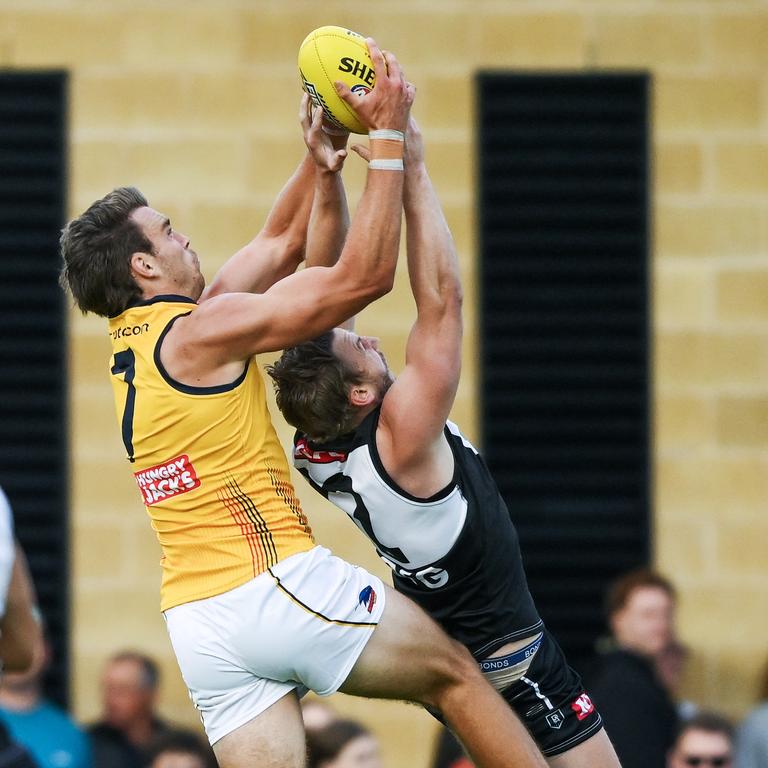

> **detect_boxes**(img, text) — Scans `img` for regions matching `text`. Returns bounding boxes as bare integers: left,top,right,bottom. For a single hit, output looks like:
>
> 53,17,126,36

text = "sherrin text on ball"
298,25,375,134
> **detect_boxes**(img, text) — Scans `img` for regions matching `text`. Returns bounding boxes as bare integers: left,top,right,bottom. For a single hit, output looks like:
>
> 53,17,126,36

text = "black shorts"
499,629,603,757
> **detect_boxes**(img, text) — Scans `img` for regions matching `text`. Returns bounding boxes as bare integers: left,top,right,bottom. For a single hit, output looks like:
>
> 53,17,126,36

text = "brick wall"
2,0,766,762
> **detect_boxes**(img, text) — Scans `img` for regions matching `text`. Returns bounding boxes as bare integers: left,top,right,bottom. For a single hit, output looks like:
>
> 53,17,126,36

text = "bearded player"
267,117,624,768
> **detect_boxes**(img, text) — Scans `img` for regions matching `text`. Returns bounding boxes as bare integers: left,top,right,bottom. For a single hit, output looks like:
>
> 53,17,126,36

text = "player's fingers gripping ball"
298,25,375,134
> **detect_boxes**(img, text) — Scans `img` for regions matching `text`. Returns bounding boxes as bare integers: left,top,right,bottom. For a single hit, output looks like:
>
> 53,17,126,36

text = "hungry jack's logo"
134,455,201,506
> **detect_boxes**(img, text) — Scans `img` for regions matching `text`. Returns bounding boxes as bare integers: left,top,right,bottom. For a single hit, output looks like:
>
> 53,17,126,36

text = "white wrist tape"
369,129,405,141
369,158,405,171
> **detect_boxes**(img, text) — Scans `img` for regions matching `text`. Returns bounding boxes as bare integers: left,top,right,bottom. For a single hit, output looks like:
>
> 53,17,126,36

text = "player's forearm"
260,151,316,241
337,168,404,298
305,168,350,269
203,154,315,298
404,163,462,313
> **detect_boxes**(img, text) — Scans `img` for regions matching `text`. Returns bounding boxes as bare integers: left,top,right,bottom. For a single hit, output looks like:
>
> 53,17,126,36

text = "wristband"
368,129,405,171
369,129,404,141
369,139,404,173
369,158,405,171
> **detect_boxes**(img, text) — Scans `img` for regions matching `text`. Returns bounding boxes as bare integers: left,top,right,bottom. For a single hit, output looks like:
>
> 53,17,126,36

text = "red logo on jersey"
294,438,347,464
134,455,201,506
571,693,595,721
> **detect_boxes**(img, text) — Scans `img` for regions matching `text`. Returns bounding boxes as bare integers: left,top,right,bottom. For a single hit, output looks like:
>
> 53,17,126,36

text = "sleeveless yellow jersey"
108,295,314,611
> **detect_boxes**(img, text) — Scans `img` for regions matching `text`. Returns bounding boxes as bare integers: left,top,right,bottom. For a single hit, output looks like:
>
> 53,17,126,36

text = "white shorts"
164,545,386,745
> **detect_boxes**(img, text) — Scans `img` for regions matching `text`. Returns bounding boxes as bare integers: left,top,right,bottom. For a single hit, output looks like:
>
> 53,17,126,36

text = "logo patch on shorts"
571,692,595,721
545,709,565,729
358,585,377,613
134,454,201,506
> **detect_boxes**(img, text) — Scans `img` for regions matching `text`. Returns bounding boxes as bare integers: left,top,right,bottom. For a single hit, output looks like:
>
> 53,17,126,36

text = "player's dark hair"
306,719,373,768
605,568,676,619
59,186,152,317
266,332,362,443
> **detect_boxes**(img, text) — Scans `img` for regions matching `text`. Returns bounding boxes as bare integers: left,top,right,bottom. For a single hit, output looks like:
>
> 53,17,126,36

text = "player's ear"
130,251,157,280
349,384,375,408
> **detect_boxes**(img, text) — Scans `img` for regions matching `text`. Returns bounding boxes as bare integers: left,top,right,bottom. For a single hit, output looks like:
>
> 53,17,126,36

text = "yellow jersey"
108,295,314,611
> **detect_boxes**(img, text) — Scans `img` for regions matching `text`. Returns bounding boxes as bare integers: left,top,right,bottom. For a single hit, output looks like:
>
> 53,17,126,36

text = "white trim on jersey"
296,437,467,571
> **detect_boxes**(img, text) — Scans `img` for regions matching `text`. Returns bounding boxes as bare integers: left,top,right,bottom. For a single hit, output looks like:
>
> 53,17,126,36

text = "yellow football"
298,25,375,134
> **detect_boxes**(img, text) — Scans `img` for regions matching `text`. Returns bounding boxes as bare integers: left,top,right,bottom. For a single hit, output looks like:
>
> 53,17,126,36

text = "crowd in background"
432,568,768,768
1,485,767,768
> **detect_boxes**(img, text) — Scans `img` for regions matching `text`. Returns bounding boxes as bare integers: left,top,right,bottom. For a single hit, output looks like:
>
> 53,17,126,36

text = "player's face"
131,206,205,300
332,328,393,397
612,586,675,657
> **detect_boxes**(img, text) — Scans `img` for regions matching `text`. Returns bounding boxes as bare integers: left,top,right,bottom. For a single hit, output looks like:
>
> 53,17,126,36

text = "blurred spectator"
88,651,202,768
667,712,734,768
431,727,473,768
587,568,679,768
734,659,768,768
301,697,338,734
0,620,91,768
146,732,216,768
306,719,383,768
0,485,42,768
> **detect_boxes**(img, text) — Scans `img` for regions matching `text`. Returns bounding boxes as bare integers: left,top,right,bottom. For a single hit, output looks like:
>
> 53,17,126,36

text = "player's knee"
419,639,482,709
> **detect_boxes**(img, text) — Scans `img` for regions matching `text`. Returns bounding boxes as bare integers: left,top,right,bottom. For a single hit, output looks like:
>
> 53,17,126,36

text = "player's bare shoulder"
156,297,250,387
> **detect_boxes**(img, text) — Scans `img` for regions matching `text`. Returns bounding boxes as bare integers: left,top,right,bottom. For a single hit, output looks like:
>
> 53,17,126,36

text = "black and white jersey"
293,408,543,659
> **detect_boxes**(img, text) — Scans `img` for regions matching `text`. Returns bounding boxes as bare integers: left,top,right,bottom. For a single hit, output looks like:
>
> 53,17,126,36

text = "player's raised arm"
199,149,315,301
377,117,463,470
206,93,351,302
301,96,356,331
200,95,346,301
166,41,414,368
301,95,351,271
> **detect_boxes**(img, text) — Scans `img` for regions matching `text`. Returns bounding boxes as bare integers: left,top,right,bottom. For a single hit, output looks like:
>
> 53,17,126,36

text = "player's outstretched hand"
300,93,349,173
335,38,415,133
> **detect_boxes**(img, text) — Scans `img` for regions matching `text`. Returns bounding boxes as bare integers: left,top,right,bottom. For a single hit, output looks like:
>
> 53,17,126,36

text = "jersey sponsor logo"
294,437,348,464
545,709,565,730
110,322,149,340
358,585,377,613
571,692,595,721
380,553,450,590
134,454,201,506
